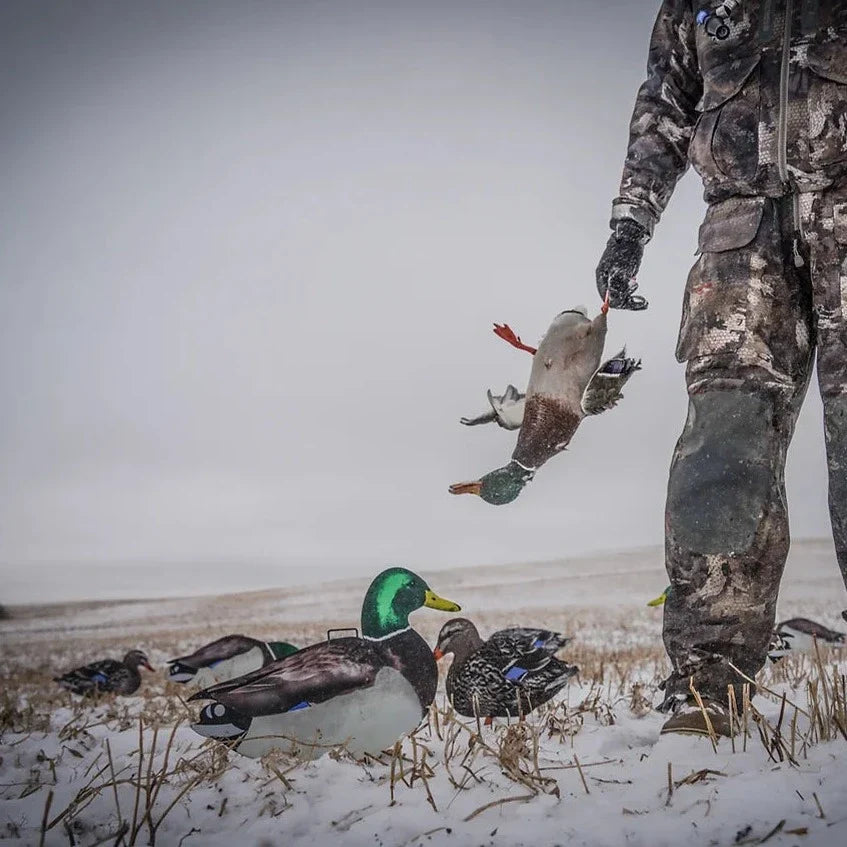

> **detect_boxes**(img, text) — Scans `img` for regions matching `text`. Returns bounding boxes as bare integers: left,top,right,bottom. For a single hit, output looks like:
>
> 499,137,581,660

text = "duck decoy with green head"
450,297,640,505
190,567,460,759
54,650,154,696
434,618,576,719
168,635,298,688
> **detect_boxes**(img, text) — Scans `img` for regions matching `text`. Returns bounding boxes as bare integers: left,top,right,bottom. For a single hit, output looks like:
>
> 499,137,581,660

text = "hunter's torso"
688,0,847,201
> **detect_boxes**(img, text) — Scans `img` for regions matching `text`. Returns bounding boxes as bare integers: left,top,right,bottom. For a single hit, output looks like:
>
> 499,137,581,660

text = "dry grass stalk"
688,680,718,754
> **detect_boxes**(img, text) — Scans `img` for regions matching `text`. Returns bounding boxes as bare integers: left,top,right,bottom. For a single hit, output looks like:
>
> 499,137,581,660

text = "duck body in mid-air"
54,650,154,696
168,635,298,688
451,301,640,505
434,618,576,718
190,568,460,759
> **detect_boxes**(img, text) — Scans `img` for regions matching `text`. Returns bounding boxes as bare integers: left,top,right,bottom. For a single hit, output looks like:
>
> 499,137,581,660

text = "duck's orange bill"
449,481,482,496
433,648,444,660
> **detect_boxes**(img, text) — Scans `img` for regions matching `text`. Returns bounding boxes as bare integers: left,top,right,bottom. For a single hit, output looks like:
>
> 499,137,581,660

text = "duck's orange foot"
601,288,611,315
484,716,493,726
493,323,537,355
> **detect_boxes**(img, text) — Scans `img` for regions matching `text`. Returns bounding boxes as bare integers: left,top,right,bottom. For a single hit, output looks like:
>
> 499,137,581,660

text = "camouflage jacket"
614,0,847,235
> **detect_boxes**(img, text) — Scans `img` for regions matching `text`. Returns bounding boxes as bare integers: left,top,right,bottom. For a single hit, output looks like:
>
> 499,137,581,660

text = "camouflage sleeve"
612,0,701,237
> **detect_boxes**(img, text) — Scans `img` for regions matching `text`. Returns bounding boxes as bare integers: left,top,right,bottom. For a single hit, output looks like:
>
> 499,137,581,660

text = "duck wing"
580,350,642,416
489,628,569,654
488,387,525,430
169,634,266,669
189,638,384,717
449,644,575,717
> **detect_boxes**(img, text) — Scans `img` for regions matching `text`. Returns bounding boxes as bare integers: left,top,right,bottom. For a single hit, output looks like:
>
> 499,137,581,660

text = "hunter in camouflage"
596,0,847,734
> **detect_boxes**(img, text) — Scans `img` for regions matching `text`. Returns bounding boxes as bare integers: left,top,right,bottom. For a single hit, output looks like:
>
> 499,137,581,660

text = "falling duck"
168,635,298,688
190,567,460,759
450,299,640,505
54,650,154,696
433,618,576,719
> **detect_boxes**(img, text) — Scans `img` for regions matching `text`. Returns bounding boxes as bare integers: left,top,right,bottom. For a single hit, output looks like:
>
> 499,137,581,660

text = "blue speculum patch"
288,701,310,712
93,672,108,683
532,638,545,648
504,666,528,683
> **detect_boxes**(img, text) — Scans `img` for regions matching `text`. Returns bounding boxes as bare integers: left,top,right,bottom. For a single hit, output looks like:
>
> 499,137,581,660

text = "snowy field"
2,540,847,846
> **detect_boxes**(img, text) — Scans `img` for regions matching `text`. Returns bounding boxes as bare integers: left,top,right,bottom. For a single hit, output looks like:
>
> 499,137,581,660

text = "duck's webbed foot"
493,323,537,355
581,350,642,415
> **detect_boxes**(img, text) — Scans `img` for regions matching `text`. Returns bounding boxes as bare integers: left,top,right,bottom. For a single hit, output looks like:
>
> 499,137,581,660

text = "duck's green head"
449,462,534,506
647,585,671,607
361,567,461,639
267,641,298,659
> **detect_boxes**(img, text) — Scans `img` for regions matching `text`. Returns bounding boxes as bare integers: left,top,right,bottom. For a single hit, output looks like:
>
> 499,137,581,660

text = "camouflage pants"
660,186,847,709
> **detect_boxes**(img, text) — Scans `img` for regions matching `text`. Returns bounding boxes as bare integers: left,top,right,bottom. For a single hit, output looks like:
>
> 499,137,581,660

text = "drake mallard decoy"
460,385,526,431
450,300,640,505
168,635,298,687
433,618,576,719
189,567,460,759
54,650,154,696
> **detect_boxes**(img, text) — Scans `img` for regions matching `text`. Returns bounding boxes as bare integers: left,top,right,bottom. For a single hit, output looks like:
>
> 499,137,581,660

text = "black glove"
595,218,649,311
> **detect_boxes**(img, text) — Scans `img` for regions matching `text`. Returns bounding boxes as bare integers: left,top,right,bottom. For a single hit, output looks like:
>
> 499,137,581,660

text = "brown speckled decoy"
434,618,576,719
54,650,154,696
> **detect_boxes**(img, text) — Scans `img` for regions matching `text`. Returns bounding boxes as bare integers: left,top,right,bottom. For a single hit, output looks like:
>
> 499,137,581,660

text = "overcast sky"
0,0,834,601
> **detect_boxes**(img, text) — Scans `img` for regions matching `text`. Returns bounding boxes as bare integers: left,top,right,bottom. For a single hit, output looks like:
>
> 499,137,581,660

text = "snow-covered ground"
2,540,846,846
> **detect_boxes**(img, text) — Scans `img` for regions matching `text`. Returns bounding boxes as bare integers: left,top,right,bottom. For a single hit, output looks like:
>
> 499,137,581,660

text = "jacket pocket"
675,197,766,363
689,55,762,183
806,35,847,168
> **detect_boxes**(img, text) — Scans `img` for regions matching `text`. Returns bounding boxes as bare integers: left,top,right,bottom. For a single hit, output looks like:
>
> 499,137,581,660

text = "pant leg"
660,197,814,710
806,188,847,612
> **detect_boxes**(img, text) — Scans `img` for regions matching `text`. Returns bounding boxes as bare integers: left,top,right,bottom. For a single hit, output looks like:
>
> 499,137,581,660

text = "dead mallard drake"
451,298,640,505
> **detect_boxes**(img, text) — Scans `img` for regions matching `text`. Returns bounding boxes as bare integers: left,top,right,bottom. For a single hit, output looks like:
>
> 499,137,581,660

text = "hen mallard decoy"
460,385,526,431
189,567,460,759
54,650,153,696
168,635,298,687
433,618,576,719
450,300,640,505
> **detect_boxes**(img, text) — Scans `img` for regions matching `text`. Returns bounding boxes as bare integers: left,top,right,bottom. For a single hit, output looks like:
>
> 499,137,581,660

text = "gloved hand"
595,218,649,311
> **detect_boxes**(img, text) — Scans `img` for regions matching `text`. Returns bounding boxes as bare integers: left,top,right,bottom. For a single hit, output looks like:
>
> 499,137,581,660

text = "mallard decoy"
433,618,576,719
774,618,846,652
460,385,526,430
189,567,460,759
54,650,153,696
168,635,298,687
450,299,640,505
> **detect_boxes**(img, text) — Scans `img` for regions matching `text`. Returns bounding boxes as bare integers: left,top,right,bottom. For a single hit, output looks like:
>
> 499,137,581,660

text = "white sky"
0,1,832,599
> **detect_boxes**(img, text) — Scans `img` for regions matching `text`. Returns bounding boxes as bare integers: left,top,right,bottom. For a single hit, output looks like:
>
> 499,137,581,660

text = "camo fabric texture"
660,186,847,708
613,0,847,232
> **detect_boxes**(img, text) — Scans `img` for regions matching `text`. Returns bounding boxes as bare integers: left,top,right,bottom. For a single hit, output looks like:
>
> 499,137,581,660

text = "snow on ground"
2,540,847,846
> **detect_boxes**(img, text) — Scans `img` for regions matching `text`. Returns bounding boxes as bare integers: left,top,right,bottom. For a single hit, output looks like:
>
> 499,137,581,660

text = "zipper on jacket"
777,0,794,188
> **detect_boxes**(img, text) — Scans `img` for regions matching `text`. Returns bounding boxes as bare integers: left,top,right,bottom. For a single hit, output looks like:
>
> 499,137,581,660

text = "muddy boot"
660,698,736,739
